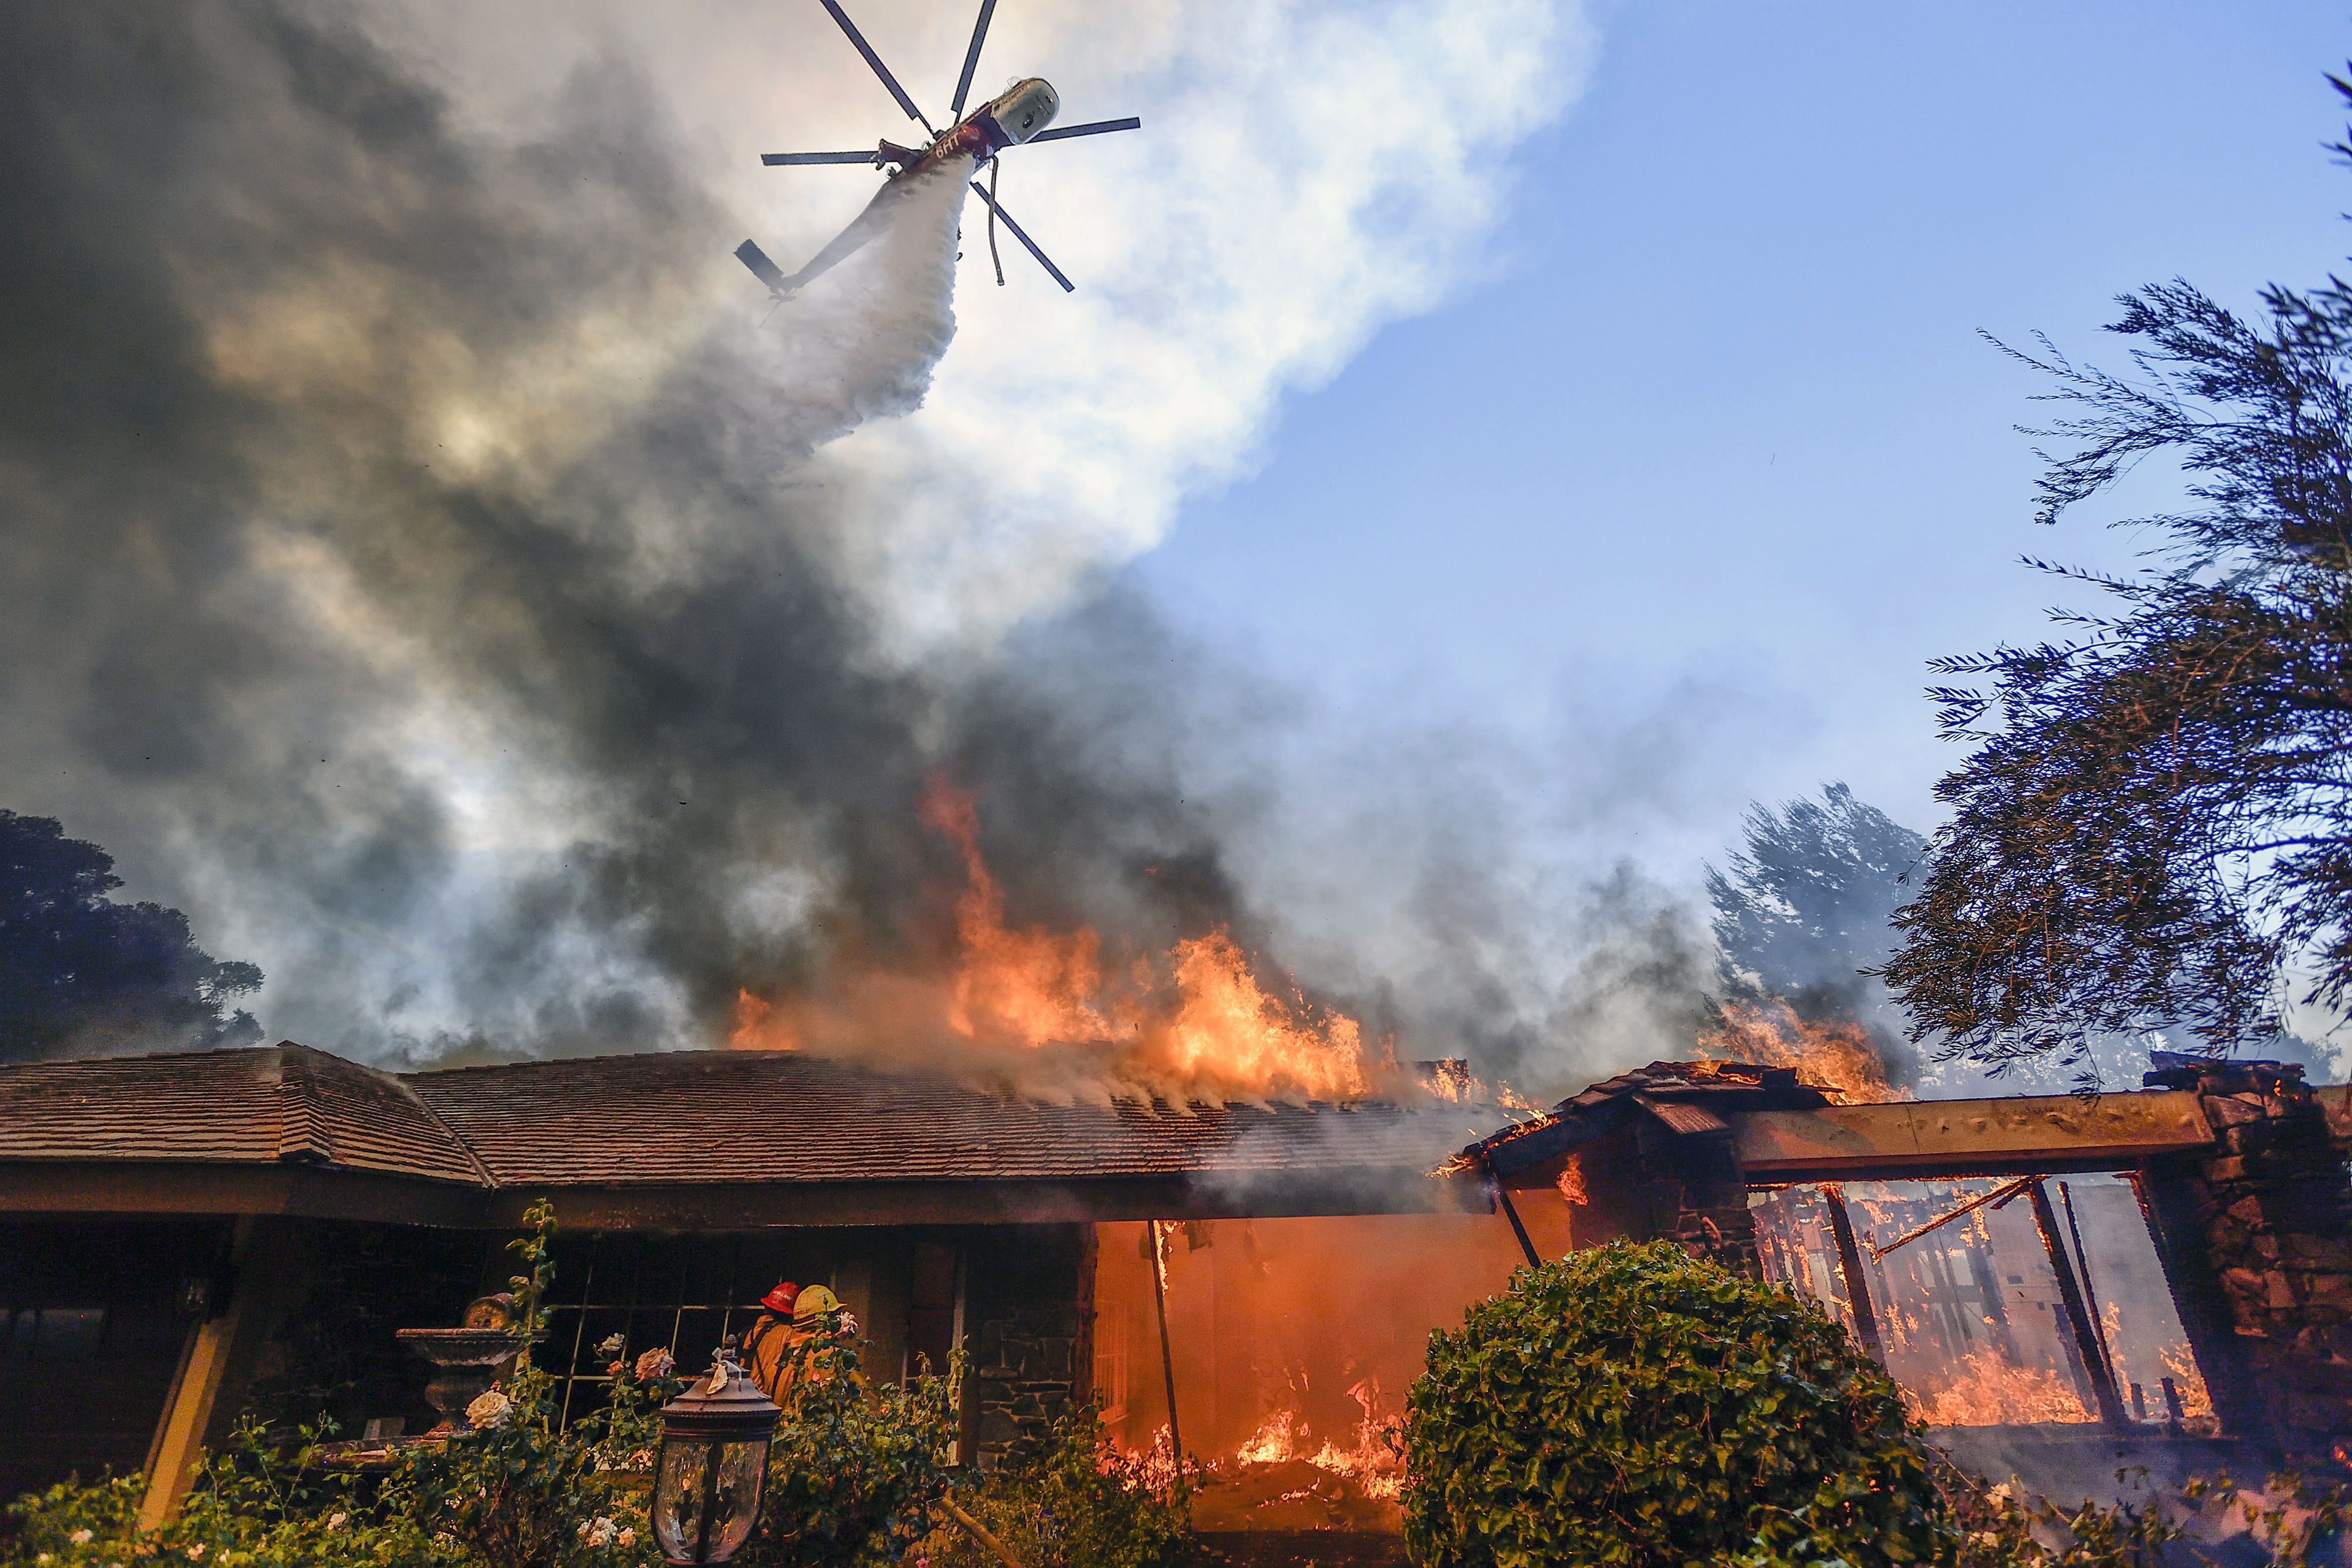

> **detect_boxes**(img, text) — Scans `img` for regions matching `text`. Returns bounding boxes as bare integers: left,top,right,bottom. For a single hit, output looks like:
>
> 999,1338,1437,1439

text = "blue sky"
1133,1,2352,850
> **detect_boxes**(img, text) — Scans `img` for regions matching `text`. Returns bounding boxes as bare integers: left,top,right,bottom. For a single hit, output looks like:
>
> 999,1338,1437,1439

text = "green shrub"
6,1415,449,1567
2,1199,960,1568
1401,1240,1952,1568
736,1332,960,1568
917,1409,1191,1568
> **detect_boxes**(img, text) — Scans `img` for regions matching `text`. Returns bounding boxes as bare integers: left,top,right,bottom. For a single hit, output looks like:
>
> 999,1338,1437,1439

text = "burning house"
2,1040,2346,1543
0,1039,1510,1525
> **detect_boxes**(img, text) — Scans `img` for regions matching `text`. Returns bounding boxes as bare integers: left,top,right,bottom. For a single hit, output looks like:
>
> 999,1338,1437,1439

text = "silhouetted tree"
0,810,261,1061
1707,784,1925,1038
1882,68,2352,1075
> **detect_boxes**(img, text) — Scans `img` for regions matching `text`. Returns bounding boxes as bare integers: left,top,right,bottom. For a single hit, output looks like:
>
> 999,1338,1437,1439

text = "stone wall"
2140,1058,2352,1459
1636,1121,1763,1279
961,1223,1097,1469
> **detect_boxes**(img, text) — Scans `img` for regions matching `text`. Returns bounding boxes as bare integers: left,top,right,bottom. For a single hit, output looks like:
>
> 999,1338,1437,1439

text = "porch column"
2137,1058,2352,1458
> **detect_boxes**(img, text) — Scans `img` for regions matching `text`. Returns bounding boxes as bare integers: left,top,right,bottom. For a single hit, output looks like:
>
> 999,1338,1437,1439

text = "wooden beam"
2026,1178,2129,1430
139,1219,259,1527
1148,1220,1184,1480
1820,1186,1882,1359
1735,1091,2213,1182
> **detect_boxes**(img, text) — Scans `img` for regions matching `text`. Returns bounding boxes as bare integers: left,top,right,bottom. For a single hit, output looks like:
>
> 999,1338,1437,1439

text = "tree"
0,810,262,1061
1882,70,2352,1076
1706,783,1926,1035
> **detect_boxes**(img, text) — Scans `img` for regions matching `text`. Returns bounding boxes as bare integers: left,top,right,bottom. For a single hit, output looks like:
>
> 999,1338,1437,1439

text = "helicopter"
734,0,1140,302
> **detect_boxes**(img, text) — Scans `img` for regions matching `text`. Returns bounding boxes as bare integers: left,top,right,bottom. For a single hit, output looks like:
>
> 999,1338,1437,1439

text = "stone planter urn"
396,1292,544,1436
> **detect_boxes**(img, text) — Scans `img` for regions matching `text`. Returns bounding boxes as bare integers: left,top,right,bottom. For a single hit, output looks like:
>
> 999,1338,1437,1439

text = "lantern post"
652,1346,781,1566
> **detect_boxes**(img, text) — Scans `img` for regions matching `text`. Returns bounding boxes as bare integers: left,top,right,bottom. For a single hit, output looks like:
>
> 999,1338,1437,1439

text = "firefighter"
740,1280,800,1400
743,1282,859,1401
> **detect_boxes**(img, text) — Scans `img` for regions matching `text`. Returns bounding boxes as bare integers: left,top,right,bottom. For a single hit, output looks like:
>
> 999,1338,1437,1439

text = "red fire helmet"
760,1281,800,1315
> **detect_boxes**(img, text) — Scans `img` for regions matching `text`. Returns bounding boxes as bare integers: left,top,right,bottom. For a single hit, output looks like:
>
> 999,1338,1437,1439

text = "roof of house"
0,1042,486,1185
0,1041,1490,1203
409,1049,1483,1189
1459,1059,1838,1179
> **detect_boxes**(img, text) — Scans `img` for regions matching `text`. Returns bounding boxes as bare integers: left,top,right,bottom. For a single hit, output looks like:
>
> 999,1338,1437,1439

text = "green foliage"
736,1326,961,1568
0,808,263,1063
2,1199,964,1568
375,1198,671,1567
918,1409,1191,1568
7,1416,446,1568
1401,1241,1953,1568
1937,1463,2349,1568
1882,66,2352,1074
6,1473,147,1567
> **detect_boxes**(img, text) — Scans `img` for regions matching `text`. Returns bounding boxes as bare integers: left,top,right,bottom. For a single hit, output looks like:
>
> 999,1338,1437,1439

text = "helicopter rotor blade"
950,0,997,119
967,180,1074,292
814,0,934,134
734,239,790,295
761,150,881,166
1025,116,1142,143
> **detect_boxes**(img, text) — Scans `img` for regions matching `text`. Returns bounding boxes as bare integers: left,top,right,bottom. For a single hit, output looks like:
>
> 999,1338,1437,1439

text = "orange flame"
2159,1342,2214,1420
730,988,790,1049
1900,1346,2090,1426
1226,1382,1404,1502
1152,930,1368,1099
1700,996,1908,1103
1555,1152,1588,1207
917,777,1115,1045
727,780,1380,1100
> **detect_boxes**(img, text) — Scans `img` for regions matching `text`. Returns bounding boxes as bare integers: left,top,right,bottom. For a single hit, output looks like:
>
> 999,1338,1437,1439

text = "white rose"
69,1530,95,1545
465,1390,513,1430
617,1528,636,1547
326,1513,346,1530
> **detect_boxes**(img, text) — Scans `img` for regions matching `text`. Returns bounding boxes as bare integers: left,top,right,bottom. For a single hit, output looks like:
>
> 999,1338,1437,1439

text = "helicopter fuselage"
737,66,1104,300
878,77,1060,176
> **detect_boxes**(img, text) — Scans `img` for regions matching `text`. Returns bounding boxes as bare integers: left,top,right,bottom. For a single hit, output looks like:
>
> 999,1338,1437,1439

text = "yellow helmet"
792,1285,840,1324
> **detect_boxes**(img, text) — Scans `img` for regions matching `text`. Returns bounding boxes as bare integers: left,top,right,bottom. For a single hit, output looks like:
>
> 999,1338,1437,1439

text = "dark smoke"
0,1,1716,1091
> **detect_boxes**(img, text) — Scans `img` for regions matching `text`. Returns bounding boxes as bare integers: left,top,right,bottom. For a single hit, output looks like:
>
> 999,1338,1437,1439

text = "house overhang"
0,1159,1487,1231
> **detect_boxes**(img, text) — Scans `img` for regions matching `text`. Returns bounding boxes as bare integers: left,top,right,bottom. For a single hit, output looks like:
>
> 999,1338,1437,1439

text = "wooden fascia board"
0,1161,1481,1231
0,1162,491,1227
1732,1091,2214,1183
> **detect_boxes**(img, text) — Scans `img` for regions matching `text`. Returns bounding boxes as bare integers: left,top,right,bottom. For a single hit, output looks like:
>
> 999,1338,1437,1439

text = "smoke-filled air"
0,0,1845,1102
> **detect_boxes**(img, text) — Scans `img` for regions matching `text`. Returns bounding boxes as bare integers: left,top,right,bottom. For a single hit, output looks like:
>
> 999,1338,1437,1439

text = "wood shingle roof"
0,1042,1488,1218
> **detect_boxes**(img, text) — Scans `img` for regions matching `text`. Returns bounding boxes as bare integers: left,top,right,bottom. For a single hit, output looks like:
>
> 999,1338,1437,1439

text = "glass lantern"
653,1348,782,1565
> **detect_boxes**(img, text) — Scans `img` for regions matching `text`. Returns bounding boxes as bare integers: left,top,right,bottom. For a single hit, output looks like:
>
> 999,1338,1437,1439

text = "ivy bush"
1401,1240,1952,1568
